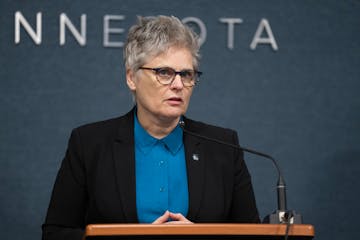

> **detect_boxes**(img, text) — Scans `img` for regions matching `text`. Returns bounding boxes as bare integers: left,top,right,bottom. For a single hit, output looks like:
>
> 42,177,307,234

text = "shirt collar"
134,112,183,155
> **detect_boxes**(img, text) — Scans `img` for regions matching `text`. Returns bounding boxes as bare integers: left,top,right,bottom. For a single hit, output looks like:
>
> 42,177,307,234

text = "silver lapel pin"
192,153,200,161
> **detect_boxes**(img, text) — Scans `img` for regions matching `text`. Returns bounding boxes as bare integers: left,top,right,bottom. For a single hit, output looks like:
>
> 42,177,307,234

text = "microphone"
179,120,302,224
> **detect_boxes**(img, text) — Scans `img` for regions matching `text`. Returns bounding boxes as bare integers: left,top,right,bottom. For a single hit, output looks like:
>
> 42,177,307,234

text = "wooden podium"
84,224,315,240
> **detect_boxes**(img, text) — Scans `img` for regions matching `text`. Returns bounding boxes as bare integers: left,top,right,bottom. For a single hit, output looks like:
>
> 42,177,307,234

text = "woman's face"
126,46,195,124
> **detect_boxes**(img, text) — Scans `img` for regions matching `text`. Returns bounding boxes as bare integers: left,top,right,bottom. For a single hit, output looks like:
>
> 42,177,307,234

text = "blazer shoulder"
75,116,123,133
71,110,133,143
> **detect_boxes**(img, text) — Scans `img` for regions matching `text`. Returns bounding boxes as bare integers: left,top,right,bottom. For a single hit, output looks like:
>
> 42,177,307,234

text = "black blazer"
42,109,260,240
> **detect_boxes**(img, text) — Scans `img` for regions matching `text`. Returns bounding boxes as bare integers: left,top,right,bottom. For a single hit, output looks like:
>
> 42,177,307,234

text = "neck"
136,110,180,139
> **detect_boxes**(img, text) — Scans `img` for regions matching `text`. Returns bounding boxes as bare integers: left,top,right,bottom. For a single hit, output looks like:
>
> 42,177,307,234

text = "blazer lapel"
184,118,206,221
112,110,138,222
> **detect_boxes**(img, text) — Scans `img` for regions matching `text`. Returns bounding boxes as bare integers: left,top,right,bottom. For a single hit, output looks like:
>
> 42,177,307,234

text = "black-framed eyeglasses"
139,67,202,87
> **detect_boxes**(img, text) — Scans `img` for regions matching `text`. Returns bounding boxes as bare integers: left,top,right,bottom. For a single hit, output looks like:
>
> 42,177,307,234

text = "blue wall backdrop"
1,0,359,239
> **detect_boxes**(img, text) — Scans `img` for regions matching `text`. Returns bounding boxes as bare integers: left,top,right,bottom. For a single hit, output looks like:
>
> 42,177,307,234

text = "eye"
180,70,194,79
156,68,174,77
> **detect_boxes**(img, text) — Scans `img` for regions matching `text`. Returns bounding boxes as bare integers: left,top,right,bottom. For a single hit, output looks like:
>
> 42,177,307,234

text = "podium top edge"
85,223,315,237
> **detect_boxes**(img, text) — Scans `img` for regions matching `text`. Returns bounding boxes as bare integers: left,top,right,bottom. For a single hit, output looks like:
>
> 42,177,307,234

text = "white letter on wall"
182,17,207,46
60,13,86,46
250,18,278,51
15,11,42,45
219,18,243,50
103,15,125,48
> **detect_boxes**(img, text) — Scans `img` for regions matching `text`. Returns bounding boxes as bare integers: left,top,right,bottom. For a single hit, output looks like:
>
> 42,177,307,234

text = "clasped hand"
152,210,193,224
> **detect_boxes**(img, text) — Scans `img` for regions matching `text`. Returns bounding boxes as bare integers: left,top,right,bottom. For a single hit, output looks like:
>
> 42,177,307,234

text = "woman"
42,15,260,240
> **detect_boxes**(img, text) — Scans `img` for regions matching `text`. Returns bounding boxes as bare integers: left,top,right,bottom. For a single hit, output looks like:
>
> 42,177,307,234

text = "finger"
164,220,193,224
168,212,192,223
152,210,170,224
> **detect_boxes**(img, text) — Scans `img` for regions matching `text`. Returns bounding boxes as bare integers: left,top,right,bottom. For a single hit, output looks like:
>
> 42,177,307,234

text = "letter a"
250,18,278,51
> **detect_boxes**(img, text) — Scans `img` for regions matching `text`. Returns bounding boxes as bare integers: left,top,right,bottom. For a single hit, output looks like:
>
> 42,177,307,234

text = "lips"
166,97,183,105
168,97,182,102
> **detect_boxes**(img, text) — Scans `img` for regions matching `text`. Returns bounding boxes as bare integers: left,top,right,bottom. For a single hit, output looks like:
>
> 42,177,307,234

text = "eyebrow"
155,66,195,71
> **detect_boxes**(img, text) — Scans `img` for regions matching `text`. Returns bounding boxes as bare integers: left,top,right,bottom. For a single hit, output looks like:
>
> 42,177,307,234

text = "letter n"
59,13,86,46
15,11,42,45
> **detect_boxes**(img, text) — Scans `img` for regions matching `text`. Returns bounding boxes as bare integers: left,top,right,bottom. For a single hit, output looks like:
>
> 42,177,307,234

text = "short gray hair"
124,15,201,72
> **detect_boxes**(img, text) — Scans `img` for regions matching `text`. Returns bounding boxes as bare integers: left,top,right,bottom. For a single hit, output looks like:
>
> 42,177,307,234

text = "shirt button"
160,187,165,192
159,160,164,166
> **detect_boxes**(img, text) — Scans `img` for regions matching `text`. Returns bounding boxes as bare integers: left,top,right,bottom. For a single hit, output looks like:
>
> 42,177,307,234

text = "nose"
170,74,184,89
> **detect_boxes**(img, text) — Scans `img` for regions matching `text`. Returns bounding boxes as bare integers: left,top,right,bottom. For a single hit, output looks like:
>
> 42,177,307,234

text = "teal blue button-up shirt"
134,114,189,223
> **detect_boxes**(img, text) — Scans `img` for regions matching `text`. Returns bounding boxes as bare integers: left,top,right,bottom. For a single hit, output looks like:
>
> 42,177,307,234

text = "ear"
126,69,137,91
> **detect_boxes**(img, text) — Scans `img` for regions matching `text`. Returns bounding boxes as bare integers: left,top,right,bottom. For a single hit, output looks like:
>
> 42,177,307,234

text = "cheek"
141,84,166,104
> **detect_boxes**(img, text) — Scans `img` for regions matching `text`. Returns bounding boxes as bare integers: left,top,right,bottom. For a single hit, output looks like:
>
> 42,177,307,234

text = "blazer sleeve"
229,131,260,223
42,129,87,240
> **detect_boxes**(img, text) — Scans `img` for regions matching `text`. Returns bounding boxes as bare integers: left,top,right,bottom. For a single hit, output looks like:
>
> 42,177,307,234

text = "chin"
161,108,185,119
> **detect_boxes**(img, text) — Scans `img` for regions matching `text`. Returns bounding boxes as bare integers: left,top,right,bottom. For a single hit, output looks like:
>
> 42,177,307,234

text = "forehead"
145,47,194,69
